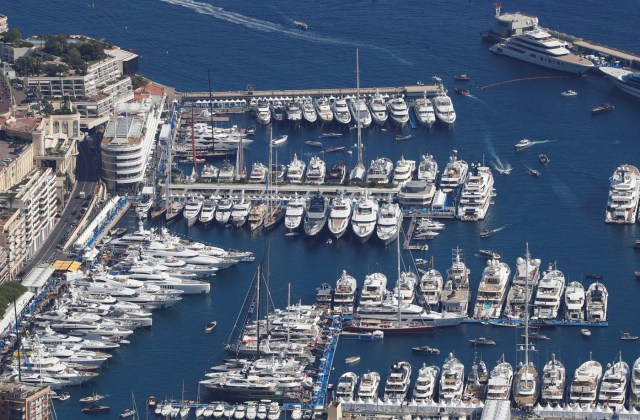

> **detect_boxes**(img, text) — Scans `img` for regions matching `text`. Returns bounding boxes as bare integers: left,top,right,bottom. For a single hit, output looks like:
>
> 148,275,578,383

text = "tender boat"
538,154,550,165
205,321,217,333
412,346,440,355
304,140,323,147
581,328,591,337
561,90,578,97
515,138,533,150
454,74,471,81
479,249,500,259
530,169,541,177
621,332,639,341
81,405,110,413
454,87,470,96
271,135,288,146
592,103,614,114
469,337,496,346
345,356,361,364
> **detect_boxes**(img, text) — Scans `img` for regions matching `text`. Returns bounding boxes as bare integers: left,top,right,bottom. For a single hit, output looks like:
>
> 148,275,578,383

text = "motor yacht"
305,156,326,184
366,157,394,184
303,193,329,237
135,196,153,220
393,271,417,304
248,202,267,231
462,355,488,404
284,194,306,232
392,156,415,187
605,164,640,224
432,90,456,124
569,359,602,408
200,164,219,181
599,67,640,100
541,354,565,406
490,28,595,74
253,100,271,125
386,97,409,126
286,154,306,184
439,353,465,404
351,192,379,243
348,98,372,128
270,102,286,123
457,163,495,221
301,101,318,124
585,282,608,322
532,263,565,320
326,162,347,184
328,193,352,239
417,154,438,183
485,356,513,400
165,197,185,223
630,357,640,408
412,364,439,403
249,162,268,183
597,356,629,410
419,260,443,308
473,259,511,319
230,196,252,228
564,281,585,321
198,198,216,225
314,97,334,123
383,361,411,402
413,94,436,127
333,270,357,315
376,202,402,245
440,248,471,316
215,198,233,225
359,272,387,306
332,98,352,125
504,253,541,320
335,372,358,402
357,371,380,402
286,102,302,124
183,197,203,228
439,150,468,192
368,92,388,126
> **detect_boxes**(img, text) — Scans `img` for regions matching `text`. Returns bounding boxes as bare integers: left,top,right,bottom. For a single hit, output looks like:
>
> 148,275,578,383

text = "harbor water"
4,0,640,417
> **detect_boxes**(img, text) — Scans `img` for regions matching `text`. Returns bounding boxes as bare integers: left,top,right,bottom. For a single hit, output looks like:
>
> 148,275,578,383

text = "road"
21,137,100,274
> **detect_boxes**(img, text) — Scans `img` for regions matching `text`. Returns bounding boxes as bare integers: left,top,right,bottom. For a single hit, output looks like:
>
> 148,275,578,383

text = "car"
71,209,77,215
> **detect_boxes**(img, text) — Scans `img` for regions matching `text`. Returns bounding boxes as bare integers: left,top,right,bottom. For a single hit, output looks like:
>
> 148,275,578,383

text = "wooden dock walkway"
403,214,417,250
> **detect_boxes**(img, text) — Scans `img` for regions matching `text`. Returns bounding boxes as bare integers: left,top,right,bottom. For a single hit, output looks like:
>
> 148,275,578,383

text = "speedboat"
314,97,334,123
376,202,402,245
515,138,533,150
432,91,456,124
386,97,409,126
305,156,326,184
271,135,288,146
183,197,203,227
348,98,372,128
303,193,329,237
332,97,352,125
351,192,379,243
368,92,388,126
561,90,578,97
284,194,306,232
392,156,415,187
454,74,471,81
328,193,352,239
454,87,470,96
417,154,438,183
413,93,436,127
286,154,306,183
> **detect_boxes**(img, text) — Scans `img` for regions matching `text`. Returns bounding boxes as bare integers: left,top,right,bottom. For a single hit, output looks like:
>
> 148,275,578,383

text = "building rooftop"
0,381,48,398
21,264,55,290
4,118,42,135
105,46,138,62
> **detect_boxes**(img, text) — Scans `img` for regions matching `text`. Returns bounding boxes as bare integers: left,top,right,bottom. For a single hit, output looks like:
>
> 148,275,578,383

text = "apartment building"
0,382,51,420
0,209,26,281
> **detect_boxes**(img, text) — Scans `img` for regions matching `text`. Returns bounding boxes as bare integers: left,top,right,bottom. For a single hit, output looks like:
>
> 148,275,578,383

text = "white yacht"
439,353,465,404
284,194,306,232
532,263,565,320
585,282,608,322
200,164,219,181
286,102,303,123
486,357,513,400
359,272,387,306
305,156,326,184
412,364,439,403
253,101,271,125
135,196,153,220
183,197,203,227
348,98,372,128
432,90,456,125
383,361,411,402
301,101,318,124
217,160,235,182
386,97,409,126
392,156,415,187
473,259,511,319
564,281,585,321
504,254,542,320
541,354,566,406
357,371,380,402
366,157,394,184
417,154,438,183
393,271,417,304
332,97,352,125
605,164,640,224
248,202,267,231
198,198,216,225
376,202,402,245
630,357,640,409
351,192,379,243
439,150,468,192
333,270,358,315
230,196,252,228
303,193,329,237
398,180,436,208
419,260,443,308
569,359,602,408
597,357,629,411
490,28,595,74
314,97,334,123
599,67,640,100
440,248,471,316
328,193,352,239
249,162,268,183
336,372,358,402
286,154,306,184
457,163,495,221
413,94,436,127
368,92,388,126
215,198,233,225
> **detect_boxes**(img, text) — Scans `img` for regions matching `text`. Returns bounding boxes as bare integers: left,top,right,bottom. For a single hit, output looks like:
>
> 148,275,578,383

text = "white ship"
532,263,565,320
286,154,306,183
286,102,303,123
183,197,203,227
432,90,456,125
366,157,394,184
564,281,585,321
314,97,334,123
605,164,640,224
230,195,252,228
253,100,271,125
440,248,470,316
392,156,416,187
439,353,465,404
376,202,402,245
249,162,268,183
135,195,153,220
351,192,379,243
504,254,541,320
305,156,326,184
301,101,318,124
217,160,235,183
490,28,595,74
439,150,468,192
386,97,409,126
383,361,411,402
333,270,358,315
541,354,565,406
328,193,352,239
393,271,417,304
413,93,436,127
359,273,388,306
284,194,306,232
585,282,608,322
336,372,358,402
215,198,233,225
597,356,629,411
473,259,511,319
357,371,380,402
485,356,513,400
569,359,602,408
303,193,329,237
332,97,352,125
348,98,372,128
368,92,388,126
630,357,640,409
198,198,216,225
419,260,443,308
599,67,640,100
412,364,439,403
457,163,495,221
417,154,438,184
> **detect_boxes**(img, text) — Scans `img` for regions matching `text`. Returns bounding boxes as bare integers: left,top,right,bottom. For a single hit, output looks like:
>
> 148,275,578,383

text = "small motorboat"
305,140,323,147
120,408,136,418
538,154,550,165
205,321,217,333
479,249,500,259
395,134,412,141
581,328,591,337
293,20,309,30
524,333,550,340
635,271,640,279
514,138,533,150
480,228,496,238
412,346,441,355
81,405,110,414
80,393,108,404
454,74,471,81
416,80,425,86
634,240,640,249
321,132,342,138
50,391,70,401
592,103,614,114
621,332,639,341
584,273,603,280
271,135,288,146
246,125,256,135
454,87,470,96
325,146,345,153
495,166,512,175
561,90,577,97
469,337,496,345
345,355,361,364
530,169,541,177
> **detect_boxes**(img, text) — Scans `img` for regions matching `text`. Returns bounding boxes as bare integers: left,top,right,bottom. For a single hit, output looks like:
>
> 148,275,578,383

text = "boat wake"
159,0,412,65
529,139,557,146
493,162,512,174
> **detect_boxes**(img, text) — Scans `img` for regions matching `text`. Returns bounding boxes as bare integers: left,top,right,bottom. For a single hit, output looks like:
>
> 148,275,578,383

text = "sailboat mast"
256,263,261,359
524,243,530,368
397,223,401,324
287,283,291,345
208,69,215,154
356,48,363,165
268,125,273,212
191,107,197,175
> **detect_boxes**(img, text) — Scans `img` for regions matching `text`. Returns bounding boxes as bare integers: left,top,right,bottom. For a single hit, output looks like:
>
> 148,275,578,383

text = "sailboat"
264,126,285,230
119,391,138,418
350,49,366,182
512,243,540,410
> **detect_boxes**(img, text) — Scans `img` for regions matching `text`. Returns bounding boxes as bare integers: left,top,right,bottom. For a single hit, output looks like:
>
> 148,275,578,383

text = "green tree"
2,28,21,44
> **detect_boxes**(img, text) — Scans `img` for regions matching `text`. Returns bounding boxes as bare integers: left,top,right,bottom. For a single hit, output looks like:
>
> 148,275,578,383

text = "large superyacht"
597,356,629,411
564,281,585,321
462,355,489,404
366,157,394,184
418,259,443,308
473,259,511,319
439,150,469,192
630,357,640,409
504,253,541,320
183,196,203,228
348,98,372,128
314,97,334,123
392,156,416,187
532,263,565,321
386,96,410,127
358,273,388,307
376,202,402,245
440,248,471,317
413,93,436,127
411,364,439,404
604,164,640,224
417,154,438,184
284,194,306,232
351,192,379,243
368,92,388,126
286,154,306,183
438,353,465,404
332,270,358,315
357,371,380,402
303,193,329,237
328,193,352,239
230,195,252,228
305,156,326,184
485,356,513,401
383,361,411,402
336,372,359,402
457,163,495,221
332,97,352,125
568,359,602,409
585,282,608,322
540,354,566,407
432,89,457,125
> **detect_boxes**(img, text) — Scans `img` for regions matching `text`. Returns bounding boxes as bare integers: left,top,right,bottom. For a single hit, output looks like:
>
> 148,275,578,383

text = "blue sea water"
4,0,640,417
